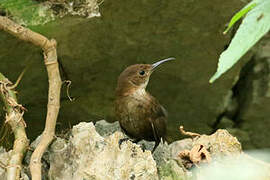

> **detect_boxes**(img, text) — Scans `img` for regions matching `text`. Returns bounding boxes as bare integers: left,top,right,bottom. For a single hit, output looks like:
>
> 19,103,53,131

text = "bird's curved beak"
151,57,175,71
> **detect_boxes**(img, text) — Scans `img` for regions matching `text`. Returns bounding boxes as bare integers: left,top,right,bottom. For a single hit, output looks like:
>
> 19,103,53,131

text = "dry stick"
179,126,201,138
0,73,29,180
0,16,62,180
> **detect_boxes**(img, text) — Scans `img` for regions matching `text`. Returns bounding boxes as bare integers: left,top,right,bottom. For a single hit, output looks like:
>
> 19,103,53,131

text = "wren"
115,57,175,152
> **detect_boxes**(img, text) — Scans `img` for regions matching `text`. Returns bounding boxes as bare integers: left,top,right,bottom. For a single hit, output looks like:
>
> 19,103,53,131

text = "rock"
152,140,170,168
223,97,239,119
2,120,269,180
193,129,242,158
48,121,245,180
173,129,242,170
231,37,270,149
95,120,122,137
158,160,191,180
49,122,159,180
94,120,173,167
216,117,235,129
169,139,193,160
48,138,69,179
226,128,250,148
170,130,270,180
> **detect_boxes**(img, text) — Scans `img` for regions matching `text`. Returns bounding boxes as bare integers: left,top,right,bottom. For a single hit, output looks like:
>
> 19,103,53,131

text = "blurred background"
0,0,269,151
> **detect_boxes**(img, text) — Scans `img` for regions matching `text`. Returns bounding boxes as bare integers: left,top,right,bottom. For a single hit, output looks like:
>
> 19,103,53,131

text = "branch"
0,16,62,180
0,73,29,180
179,126,200,138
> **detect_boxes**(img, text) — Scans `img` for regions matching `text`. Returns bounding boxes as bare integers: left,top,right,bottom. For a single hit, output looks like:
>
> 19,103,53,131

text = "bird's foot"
140,143,146,152
118,138,130,149
119,138,146,152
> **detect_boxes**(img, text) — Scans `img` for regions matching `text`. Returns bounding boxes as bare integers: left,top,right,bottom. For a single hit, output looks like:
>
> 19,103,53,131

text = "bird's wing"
148,97,167,141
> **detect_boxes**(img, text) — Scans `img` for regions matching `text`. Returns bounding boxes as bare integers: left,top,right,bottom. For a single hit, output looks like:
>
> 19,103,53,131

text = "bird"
115,57,175,153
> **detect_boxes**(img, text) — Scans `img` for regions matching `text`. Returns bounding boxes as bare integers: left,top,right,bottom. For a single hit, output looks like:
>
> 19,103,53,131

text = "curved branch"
0,73,29,180
0,16,62,180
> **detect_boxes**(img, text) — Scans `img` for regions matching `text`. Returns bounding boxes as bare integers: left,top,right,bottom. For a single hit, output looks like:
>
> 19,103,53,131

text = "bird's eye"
139,70,145,76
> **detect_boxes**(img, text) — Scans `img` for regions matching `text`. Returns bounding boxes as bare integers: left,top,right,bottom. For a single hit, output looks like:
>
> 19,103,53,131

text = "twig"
0,73,29,180
0,16,62,180
63,80,75,101
179,126,201,138
9,67,28,90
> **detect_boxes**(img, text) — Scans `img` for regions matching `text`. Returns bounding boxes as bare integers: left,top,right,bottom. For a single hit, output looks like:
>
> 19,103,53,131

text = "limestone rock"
49,122,158,180
158,160,190,180
194,129,242,158
170,139,193,160
232,37,270,149
216,117,234,129
95,120,122,137
1,120,269,180
171,129,241,161
171,129,242,171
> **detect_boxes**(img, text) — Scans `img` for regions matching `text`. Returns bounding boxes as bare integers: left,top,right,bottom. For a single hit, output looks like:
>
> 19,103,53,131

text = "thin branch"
9,67,28,90
63,80,75,101
0,16,62,180
0,73,29,180
179,126,201,138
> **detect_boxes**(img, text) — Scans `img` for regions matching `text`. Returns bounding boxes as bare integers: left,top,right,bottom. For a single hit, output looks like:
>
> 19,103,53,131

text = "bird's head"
116,57,175,96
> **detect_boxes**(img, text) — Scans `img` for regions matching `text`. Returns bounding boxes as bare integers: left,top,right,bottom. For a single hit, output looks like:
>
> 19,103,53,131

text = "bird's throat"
132,88,147,99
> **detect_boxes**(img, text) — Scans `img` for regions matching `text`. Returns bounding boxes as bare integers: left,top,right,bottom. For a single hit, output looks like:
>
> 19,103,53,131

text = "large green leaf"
223,3,257,35
210,0,270,83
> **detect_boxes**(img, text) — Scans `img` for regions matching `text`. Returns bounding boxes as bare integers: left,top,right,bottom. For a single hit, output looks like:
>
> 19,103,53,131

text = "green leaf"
223,3,257,34
210,0,270,83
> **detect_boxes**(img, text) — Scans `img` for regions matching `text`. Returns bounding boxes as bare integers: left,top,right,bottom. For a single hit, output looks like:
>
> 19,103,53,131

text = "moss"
158,160,189,180
0,0,100,26
0,0,55,25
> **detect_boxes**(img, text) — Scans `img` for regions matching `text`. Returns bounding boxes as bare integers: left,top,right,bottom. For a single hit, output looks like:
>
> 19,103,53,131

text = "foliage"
210,0,270,83
0,0,54,26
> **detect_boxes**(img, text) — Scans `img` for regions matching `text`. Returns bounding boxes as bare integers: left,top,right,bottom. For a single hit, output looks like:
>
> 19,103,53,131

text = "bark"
0,16,62,180
0,73,29,180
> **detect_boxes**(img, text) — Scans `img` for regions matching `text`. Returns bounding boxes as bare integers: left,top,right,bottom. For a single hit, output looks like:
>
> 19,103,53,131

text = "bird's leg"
140,143,146,152
151,139,160,153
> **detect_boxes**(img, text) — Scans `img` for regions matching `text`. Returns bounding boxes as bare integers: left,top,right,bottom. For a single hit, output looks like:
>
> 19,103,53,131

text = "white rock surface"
49,122,158,180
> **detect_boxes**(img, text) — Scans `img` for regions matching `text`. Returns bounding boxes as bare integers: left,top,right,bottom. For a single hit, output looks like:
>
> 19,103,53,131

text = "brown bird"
115,57,175,152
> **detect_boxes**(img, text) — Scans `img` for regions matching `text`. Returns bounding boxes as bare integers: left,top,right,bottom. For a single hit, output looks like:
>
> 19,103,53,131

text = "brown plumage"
115,58,174,152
